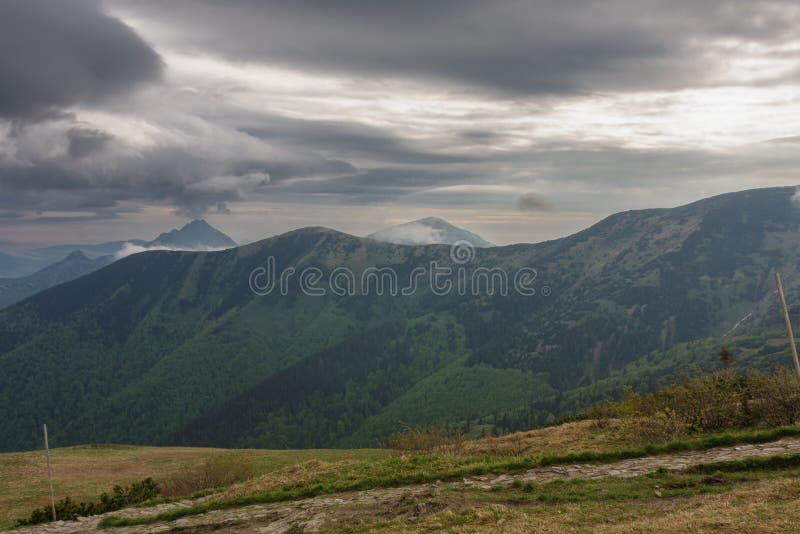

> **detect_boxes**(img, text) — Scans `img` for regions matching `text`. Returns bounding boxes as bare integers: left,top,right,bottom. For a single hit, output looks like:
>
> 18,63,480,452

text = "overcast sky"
1,0,800,245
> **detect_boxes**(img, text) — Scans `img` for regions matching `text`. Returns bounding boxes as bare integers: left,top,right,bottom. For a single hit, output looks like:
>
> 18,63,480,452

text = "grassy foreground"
0,444,386,530
5,422,800,531
93,453,800,532
2,418,627,529
96,425,800,528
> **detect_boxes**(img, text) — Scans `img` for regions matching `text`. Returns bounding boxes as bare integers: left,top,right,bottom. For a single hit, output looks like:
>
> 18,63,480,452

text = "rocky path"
12,436,800,533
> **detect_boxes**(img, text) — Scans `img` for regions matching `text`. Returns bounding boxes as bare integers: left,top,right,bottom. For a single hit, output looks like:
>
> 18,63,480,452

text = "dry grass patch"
463,419,633,456
161,452,258,498
220,459,340,499
386,425,466,455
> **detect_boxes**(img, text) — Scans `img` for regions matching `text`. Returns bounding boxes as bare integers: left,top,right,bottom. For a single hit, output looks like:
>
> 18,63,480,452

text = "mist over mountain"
0,241,148,278
33,240,148,261
367,217,494,247
0,220,236,310
2,187,799,452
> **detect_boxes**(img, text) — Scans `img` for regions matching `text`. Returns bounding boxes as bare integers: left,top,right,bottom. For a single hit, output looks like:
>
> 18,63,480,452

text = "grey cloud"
459,130,504,143
0,211,25,219
516,193,556,212
3,0,800,232
767,136,800,144
239,114,476,165
67,127,114,159
272,166,482,203
227,157,355,184
0,211,124,226
0,0,162,120
0,137,359,217
0,160,93,192
493,142,738,188
280,142,800,209
116,0,800,95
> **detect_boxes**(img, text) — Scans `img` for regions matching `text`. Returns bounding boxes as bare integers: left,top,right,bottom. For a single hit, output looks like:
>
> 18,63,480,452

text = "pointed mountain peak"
148,219,237,249
183,219,215,230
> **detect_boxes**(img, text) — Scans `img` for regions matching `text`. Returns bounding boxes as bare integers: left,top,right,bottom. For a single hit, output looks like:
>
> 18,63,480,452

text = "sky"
1,0,800,246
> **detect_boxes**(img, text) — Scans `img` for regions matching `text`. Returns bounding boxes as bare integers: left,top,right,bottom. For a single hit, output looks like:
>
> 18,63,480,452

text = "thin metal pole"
43,423,56,521
774,272,800,381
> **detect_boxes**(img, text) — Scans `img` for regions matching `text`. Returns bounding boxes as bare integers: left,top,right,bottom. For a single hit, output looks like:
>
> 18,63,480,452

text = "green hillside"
3,187,800,451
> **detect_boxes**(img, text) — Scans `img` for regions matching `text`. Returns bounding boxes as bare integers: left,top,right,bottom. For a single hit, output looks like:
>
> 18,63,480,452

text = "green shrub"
585,366,800,441
16,478,160,526
621,409,688,443
747,367,800,427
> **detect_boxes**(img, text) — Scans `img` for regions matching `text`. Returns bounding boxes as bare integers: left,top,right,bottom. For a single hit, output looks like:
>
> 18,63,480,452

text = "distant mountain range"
367,217,494,247
31,240,149,261
0,251,50,278
0,220,236,310
0,251,113,309
3,187,800,452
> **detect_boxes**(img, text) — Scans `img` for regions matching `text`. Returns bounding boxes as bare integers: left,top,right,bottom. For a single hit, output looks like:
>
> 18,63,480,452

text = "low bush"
16,478,160,526
160,452,257,498
386,424,465,455
586,366,800,442
748,367,800,427
620,409,688,443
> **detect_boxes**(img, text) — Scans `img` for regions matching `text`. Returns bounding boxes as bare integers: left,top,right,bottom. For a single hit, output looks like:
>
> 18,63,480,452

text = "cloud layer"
1,0,800,244
112,0,800,94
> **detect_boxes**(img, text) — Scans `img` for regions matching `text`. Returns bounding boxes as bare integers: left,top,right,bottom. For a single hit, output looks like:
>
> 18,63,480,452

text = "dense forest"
2,187,800,451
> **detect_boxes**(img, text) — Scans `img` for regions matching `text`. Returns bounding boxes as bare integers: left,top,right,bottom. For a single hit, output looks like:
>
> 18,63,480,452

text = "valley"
3,187,800,452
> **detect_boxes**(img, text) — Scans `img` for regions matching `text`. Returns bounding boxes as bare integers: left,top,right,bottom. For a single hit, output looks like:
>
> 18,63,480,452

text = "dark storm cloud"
0,160,92,192
66,127,114,159
2,0,799,231
117,0,800,95
0,0,162,120
0,142,358,217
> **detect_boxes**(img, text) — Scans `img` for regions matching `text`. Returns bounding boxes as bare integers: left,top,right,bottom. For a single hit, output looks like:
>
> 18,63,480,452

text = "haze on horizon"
2,0,800,246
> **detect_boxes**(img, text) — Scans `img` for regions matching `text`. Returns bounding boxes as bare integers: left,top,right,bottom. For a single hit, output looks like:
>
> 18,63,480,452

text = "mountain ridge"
2,186,800,451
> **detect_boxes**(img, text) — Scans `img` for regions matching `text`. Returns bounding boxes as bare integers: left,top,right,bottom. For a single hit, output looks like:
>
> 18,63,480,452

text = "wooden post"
774,272,800,381
43,424,56,521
